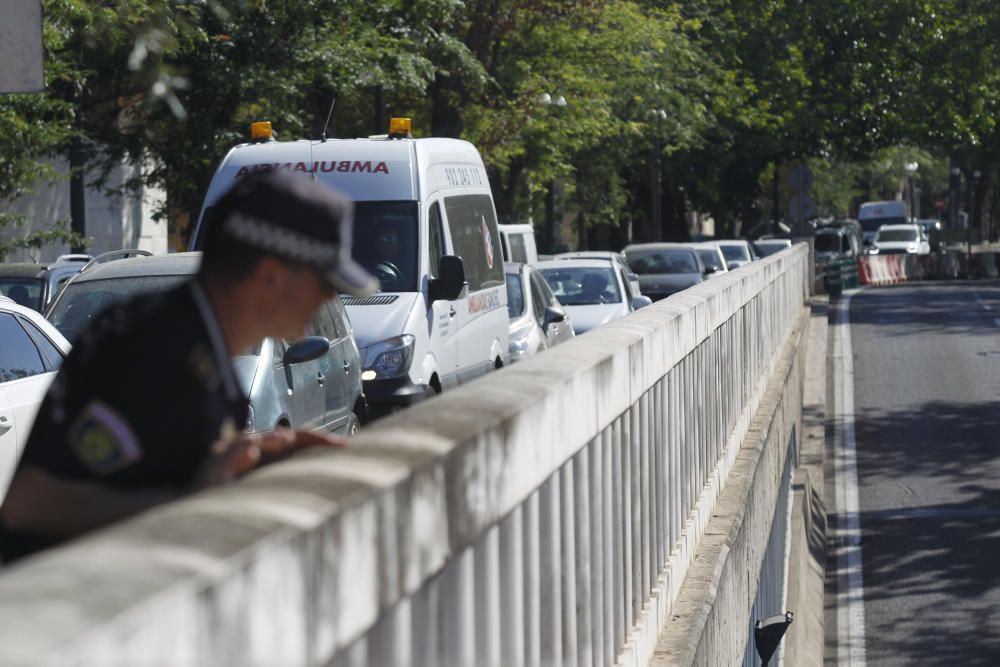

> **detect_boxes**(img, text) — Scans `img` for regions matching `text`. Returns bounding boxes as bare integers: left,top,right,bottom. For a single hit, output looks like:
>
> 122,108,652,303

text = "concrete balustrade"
0,246,810,667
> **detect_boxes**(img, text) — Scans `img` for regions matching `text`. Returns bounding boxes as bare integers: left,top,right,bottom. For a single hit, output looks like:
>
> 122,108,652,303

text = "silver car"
504,262,574,362
623,243,707,301
0,254,92,312
45,252,366,435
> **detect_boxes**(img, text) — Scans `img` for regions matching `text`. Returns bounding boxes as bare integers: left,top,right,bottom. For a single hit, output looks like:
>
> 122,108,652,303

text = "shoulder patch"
189,343,221,391
68,401,143,475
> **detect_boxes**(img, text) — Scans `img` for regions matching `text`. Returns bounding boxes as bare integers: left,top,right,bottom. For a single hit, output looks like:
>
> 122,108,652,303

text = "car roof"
0,263,45,278
0,296,72,353
623,242,692,251
706,239,749,246
71,252,201,282
555,251,621,259
535,258,618,270
877,224,919,231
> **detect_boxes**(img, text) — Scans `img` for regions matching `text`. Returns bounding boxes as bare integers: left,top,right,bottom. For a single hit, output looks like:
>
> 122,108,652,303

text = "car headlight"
907,243,918,252
361,334,415,379
509,326,532,359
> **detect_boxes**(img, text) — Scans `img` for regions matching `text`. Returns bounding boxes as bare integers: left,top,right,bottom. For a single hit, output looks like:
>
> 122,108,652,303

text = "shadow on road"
829,399,1000,665
848,280,1000,340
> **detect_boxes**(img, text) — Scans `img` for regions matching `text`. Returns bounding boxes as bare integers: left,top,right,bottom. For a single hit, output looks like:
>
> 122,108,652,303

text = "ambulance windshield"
353,201,420,292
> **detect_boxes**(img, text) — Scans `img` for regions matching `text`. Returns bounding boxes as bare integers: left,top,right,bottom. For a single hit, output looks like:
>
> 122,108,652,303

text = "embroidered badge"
189,343,221,391
68,401,143,475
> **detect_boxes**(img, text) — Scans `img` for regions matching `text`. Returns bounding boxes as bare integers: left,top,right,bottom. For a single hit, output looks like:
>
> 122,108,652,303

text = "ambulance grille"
341,295,399,306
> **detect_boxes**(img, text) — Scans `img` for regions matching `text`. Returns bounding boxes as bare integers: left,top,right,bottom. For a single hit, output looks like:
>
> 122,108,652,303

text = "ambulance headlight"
363,335,416,379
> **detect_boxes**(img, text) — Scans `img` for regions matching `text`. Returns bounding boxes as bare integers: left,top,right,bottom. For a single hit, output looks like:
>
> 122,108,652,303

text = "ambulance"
192,119,509,418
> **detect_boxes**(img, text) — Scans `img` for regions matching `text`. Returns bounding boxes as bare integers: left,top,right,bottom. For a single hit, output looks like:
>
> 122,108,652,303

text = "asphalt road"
830,280,1000,665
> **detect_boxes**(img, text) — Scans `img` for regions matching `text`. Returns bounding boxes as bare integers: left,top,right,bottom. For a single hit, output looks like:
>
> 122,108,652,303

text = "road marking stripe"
862,507,1000,522
835,290,867,666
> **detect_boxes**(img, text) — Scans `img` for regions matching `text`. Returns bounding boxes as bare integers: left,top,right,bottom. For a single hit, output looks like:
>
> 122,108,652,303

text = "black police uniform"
0,280,247,561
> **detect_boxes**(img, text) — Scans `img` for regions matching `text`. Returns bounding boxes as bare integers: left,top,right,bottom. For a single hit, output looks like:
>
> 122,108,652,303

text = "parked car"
753,238,793,257
691,243,730,276
536,259,650,334
504,262,574,362
0,295,71,497
858,200,909,247
871,224,931,256
705,240,758,269
554,250,643,297
622,243,707,301
0,254,92,312
45,252,366,434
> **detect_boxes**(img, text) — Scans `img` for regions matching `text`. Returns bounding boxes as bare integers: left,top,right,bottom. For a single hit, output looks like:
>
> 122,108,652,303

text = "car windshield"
625,249,699,274
696,249,725,271
539,267,621,306
351,201,420,292
877,228,918,242
505,272,525,317
0,278,44,311
718,244,750,262
47,275,190,343
814,234,841,253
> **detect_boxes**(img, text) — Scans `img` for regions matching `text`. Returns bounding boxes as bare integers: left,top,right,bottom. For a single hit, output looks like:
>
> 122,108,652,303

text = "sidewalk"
783,295,829,666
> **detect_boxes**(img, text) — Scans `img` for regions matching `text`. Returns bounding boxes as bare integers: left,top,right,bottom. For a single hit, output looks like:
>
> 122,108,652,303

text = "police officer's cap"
212,171,378,296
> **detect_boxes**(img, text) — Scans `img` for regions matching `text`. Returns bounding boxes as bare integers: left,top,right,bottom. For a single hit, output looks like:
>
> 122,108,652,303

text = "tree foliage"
3,0,1000,256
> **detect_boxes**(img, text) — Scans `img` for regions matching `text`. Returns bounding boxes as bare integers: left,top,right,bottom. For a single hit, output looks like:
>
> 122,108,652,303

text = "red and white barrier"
857,255,906,285
857,252,994,285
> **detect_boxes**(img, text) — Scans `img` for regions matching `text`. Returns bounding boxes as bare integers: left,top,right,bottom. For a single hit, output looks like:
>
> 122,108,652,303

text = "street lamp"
538,92,567,251
650,109,667,238
905,161,919,221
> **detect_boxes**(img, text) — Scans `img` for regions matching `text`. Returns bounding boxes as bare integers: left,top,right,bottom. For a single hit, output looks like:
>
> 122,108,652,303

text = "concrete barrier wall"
0,246,810,667
650,305,807,666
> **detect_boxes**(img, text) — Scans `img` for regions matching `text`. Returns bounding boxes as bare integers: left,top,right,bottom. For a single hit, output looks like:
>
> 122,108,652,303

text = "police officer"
0,171,377,561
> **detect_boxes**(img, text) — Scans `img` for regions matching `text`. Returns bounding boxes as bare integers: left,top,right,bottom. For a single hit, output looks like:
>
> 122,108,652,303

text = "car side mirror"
543,306,566,330
632,295,653,310
704,266,717,276
429,255,468,303
284,336,330,365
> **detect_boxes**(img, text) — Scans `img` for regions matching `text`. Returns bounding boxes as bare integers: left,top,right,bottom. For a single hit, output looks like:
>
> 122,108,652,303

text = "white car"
706,240,758,269
691,243,730,277
536,259,651,335
0,296,71,497
554,250,643,297
505,262,575,362
872,224,931,256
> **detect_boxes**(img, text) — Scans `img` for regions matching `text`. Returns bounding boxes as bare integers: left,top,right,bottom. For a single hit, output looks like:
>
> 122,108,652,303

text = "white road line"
834,290,867,666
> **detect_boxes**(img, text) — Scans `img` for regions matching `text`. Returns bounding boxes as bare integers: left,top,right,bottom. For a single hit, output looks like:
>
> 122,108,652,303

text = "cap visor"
324,257,379,297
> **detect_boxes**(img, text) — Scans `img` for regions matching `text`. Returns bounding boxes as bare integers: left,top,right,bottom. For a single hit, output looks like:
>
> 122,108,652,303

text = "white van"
193,119,509,417
498,224,539,264
858,200,908,248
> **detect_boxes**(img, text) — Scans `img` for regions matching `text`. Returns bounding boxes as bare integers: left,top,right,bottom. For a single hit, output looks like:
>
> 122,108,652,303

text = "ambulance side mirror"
429,255,468,303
